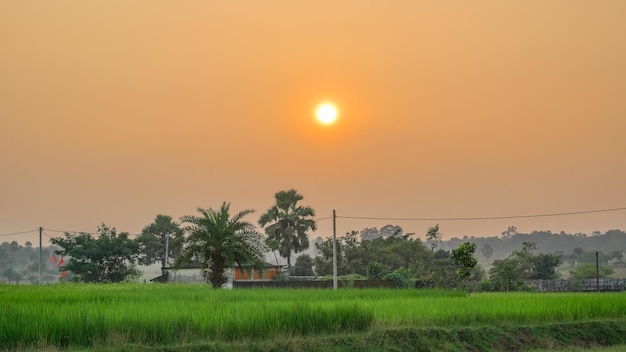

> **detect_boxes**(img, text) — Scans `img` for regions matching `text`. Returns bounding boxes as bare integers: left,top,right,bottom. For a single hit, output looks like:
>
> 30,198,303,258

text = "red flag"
57,257,64,267
50,253,57,263
61,270,67,278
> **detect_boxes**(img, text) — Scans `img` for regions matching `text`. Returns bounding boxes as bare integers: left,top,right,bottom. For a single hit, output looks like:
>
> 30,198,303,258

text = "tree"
569,264,614,279
135,215,184,273
481,243,494,262
259,189,317,270
176,203,266,288
292,254,314,276
50,224,141,283
425,224,442,252
501,226,518,239
2,268,20,284
451,242,478,293
488,242,562,291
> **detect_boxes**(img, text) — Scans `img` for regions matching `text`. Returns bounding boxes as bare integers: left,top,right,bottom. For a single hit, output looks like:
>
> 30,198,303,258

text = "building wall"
234,267,280,280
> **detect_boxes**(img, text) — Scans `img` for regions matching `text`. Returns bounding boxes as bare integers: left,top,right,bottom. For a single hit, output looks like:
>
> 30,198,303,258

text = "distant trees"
0,241,58,284
259,189,317,270
488,242,562,291
481,243,494,262
176,203,267,288
2,268,23,284
50,224,141,283
311,226,486,290
569,264,614,279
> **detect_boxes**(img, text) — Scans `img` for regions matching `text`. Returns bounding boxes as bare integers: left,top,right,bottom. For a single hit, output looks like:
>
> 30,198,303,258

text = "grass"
1,284,625,351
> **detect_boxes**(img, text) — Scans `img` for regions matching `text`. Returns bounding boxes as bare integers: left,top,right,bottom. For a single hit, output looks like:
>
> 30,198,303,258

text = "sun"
316,104,338,124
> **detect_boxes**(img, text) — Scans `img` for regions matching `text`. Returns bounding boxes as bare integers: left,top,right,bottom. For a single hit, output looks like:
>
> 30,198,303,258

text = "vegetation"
291,253,314,276
1,285,626,351
135,215,184,269
0,241,60,284
313,228,483,290
570,264,615,279
487,241,562,291
49,224,141,283
175,203,267,288
259,189,317,269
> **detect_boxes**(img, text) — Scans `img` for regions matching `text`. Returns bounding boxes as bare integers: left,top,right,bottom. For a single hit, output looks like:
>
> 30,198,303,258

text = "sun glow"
316,104,337,124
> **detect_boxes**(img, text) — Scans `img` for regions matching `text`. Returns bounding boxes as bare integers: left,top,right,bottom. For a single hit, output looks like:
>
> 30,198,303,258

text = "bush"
385,268,413,289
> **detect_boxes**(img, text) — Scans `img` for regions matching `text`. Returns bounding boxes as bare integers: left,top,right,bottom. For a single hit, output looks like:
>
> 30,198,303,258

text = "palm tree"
259,189,317,270
176,203,266,288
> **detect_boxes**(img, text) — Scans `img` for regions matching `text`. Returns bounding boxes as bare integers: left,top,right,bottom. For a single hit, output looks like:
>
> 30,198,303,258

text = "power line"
337,206,626,222
0,229,38,237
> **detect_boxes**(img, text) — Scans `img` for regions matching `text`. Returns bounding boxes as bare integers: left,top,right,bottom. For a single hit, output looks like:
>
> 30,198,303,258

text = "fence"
524,279,626,292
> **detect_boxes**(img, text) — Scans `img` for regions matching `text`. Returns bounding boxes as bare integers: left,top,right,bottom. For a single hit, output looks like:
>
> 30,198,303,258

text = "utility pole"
39,227,43,285
596,251,600,292
333,210,337,290
163,233,170,278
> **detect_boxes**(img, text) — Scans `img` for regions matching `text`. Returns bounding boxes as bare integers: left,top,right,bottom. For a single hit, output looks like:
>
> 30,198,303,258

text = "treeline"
0,241,60,284
445,227,626,260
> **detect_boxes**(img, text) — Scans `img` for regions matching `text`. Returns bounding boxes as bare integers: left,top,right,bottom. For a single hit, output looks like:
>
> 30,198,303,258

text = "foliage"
425,224,442,252
314,231,432,279
258,189,317,269
366,261,391,280
385,268,414,288
1,268,23,284
135,215,184,267
176,203,267,288
291,254,314,276
0,242,60,284
452,242,478,292
488,241,562,291
50,224,141,283
569,264,615,279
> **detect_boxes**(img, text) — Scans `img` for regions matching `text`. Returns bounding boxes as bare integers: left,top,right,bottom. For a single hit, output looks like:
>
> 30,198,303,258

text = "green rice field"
1,284,625,351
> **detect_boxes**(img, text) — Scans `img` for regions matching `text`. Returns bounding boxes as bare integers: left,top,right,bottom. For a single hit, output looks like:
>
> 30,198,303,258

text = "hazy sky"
2,1,625,245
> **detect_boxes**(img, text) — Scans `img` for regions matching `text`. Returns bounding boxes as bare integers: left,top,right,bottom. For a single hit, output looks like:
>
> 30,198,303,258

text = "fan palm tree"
259,189,317,270
176,203,266,288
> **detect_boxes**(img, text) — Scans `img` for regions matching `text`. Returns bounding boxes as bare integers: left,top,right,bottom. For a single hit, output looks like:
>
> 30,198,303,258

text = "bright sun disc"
317,104,337,124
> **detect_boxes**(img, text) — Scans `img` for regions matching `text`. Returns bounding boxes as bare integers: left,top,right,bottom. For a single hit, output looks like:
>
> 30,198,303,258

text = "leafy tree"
50,224,141,283
489,257,525,291
259,189,317,269
292,254,314,276
366,261,391,280
135,215,184,271
569,264,614,279
531,253,562,279
176,203,266,288
451,242,478,291
425,224,442,252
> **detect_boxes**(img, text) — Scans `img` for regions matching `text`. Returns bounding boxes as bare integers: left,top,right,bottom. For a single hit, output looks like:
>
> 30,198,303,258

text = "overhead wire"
336,206,626,222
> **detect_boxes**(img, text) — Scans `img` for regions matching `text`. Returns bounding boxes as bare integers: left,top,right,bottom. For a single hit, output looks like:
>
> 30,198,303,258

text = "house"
233,262,283,281
150,262,283,283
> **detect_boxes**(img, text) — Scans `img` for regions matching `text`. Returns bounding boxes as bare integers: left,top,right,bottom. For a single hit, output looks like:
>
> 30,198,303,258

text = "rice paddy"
1,284,625,350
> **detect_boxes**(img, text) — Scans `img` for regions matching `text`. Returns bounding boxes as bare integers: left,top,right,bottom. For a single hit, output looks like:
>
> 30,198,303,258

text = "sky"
1,1,625,246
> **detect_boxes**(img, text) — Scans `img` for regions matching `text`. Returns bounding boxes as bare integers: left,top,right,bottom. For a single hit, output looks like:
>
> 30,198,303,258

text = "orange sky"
1,1,625,245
